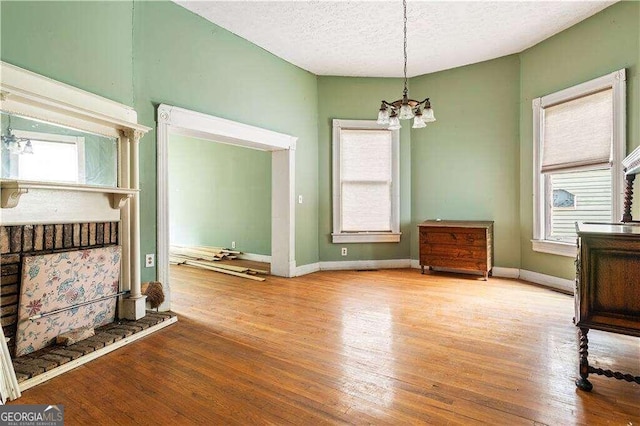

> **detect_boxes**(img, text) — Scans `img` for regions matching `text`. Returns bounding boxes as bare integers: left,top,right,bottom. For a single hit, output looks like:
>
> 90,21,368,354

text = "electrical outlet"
298,195,303,204
231,241,236,249
341,247,347,256
145,254,155,268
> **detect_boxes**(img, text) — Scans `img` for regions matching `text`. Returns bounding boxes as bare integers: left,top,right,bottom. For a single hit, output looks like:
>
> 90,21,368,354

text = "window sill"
332,232,401,243
531,239,577,257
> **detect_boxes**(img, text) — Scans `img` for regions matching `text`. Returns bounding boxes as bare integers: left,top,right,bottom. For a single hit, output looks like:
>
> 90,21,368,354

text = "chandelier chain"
376,0,435,129
403,0,408,94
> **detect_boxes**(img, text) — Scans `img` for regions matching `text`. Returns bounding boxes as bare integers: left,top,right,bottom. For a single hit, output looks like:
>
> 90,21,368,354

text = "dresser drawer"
420,243,487,260
420,255,488,271
419,227,487,247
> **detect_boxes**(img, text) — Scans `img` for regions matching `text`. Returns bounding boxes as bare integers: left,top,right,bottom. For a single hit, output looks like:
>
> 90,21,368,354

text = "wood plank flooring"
9,266,640,425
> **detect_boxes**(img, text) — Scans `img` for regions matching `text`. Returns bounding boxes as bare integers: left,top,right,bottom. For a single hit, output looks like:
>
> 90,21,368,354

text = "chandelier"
2,115,33,154
377,0,436,130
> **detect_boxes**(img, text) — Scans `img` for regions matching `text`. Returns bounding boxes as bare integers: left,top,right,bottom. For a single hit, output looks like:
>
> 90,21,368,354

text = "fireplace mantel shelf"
0,180,138,209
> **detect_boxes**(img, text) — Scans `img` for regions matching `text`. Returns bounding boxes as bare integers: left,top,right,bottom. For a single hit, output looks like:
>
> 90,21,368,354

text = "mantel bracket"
0,187,28,208
110,193,133,209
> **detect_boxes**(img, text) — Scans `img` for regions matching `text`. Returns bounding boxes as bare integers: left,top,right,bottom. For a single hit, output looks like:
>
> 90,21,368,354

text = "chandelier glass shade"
376,0,436,130
1,116,33,155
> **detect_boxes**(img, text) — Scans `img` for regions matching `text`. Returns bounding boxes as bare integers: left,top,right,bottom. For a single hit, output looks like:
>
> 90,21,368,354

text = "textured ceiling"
174,1,617,78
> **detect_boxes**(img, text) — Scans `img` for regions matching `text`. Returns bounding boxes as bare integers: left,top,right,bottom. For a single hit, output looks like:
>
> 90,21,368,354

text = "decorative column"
121,129,147,320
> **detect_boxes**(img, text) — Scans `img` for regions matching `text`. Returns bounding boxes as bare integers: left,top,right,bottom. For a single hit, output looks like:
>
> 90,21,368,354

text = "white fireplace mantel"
0,180,137,210
0,61,156,402
0,61,150,301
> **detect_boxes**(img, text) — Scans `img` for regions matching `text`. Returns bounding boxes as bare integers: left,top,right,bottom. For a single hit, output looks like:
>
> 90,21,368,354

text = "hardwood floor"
10,266,640,425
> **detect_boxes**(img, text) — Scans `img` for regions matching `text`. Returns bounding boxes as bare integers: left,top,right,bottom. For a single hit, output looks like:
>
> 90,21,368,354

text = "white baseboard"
238,252,272,263
410,261,519,279
492,267,520,279
295,262,320,276
295,259,573,294
295,259,411,276
519,269,574,294
320,259,412,271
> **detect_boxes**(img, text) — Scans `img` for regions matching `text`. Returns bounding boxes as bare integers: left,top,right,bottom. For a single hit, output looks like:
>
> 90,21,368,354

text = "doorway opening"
156,105,297,310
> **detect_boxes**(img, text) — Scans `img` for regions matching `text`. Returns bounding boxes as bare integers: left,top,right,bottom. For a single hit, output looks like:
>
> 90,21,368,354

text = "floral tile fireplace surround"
1,223,120,357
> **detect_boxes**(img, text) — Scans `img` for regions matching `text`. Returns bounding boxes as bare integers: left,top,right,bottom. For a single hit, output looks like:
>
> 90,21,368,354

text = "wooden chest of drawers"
418,220,494,280
574,222,640,391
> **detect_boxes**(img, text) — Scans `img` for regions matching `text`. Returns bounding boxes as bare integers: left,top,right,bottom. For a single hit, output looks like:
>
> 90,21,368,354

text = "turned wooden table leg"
421,265,424,274
576,327,593,391
622,174,635,222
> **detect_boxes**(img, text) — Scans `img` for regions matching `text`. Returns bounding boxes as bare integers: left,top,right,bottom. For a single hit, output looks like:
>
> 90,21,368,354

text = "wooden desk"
418,220,493,280
575,222,640,391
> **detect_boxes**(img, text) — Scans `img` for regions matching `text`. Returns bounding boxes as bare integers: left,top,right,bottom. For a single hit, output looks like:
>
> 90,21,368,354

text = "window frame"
532,69,626,257
332,119,401,243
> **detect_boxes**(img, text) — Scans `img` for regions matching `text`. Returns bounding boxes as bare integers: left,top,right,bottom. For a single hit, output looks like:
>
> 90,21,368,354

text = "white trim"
331,119,400,244
160,106,296,152
0,61,148,138
519,270,574,294
157,104,297,311
539,70,625,108
295,262,321,276
18,316,177,392
331,232,401,243
238,252,272,263
531,239,577,257
298,260,573,294
319,259,412,271
532,69,626,254
411,263,520,279
0,328,20,402
491,267,520,279
623,144,640,175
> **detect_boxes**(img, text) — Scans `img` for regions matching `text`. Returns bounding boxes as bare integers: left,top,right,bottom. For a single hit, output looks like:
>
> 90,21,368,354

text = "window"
532,69,626,256
332,119,400,243
3,130,86,184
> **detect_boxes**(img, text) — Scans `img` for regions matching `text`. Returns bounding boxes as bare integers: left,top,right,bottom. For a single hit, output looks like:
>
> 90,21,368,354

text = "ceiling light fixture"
377,0,436,130
2,115,33,155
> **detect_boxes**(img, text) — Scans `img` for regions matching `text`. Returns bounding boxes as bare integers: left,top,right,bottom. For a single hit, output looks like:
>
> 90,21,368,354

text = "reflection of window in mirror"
1,111,118,187
9,130,85,183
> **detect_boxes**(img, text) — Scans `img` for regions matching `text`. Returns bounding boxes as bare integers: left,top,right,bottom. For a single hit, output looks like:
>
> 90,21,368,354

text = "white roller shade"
340,129,392,232
542,88,613,173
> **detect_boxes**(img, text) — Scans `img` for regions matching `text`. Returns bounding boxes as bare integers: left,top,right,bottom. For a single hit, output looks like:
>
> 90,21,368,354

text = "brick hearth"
12,311,177,383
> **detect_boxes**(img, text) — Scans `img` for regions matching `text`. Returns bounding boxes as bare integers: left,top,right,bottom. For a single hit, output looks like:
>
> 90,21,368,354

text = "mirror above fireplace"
1,111,118,187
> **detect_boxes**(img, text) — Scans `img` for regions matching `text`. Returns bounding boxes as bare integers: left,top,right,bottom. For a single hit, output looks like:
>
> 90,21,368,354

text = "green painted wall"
317,77,412,261
1,0,319,281
519,1,640,279
410,55,521,268
168,134,271,255
133,1,319,277
0,1,134,106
